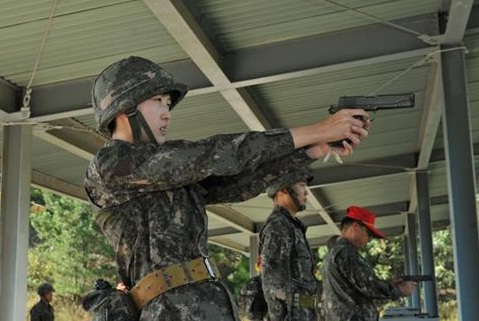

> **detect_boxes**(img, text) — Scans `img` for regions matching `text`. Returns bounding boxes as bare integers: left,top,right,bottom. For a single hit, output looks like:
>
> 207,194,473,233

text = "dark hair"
37,283,54,296
340,217,357,230
341,217,375,238
107,119,116,135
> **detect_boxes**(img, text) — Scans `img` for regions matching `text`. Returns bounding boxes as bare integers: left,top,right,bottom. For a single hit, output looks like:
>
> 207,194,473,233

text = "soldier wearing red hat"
321,206,417,321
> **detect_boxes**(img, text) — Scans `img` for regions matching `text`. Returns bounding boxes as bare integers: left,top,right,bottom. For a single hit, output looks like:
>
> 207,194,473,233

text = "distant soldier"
322,206,417,321
260,170,318,321
84,56,369,320
30,283,55,321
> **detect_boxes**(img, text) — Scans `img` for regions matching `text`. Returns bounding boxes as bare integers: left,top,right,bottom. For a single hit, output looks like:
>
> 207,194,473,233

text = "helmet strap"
126,110,158,145
286,186,305,212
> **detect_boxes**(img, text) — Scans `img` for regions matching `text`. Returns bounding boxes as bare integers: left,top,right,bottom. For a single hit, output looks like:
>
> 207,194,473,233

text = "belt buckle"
203,257,217,279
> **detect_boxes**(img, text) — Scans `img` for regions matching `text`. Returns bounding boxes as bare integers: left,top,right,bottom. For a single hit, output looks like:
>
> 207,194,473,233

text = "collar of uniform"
39,299,53,309
274,206,307,234
335,236,357,250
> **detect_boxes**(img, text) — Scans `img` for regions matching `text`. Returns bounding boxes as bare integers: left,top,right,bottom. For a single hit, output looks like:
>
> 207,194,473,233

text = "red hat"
346,206,385,239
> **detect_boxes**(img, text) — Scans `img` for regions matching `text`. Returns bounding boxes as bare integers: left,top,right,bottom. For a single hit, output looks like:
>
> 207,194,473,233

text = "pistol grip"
353,115,366,121
329,139,351,148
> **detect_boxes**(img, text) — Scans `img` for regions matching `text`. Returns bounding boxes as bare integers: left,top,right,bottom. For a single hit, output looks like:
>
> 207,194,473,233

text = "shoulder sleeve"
260,217,295,321
336,246,400,300
30,305,41,321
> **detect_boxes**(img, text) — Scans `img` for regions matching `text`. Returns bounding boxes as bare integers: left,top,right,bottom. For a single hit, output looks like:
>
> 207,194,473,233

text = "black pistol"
328,93,415,147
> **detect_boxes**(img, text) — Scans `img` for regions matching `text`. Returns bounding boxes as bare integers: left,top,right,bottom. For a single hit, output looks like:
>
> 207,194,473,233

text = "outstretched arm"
86,110,369,207
337,248,401,300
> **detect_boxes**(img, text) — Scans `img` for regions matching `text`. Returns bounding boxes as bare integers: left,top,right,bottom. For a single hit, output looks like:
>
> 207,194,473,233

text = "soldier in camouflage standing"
322,206,417,321
84,56,370,321
260,170,318,321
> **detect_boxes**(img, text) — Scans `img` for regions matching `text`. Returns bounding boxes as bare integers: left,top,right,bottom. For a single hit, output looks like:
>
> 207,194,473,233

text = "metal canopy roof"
0,0,478,255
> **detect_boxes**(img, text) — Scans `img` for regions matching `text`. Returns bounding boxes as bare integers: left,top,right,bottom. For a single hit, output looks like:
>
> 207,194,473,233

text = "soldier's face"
292,181,308,205
43,292,53,303
354,222,371,248
137,94,172,144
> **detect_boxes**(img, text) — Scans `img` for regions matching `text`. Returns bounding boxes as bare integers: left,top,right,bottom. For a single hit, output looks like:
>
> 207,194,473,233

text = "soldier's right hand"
318,109,370,146
290,109,370,150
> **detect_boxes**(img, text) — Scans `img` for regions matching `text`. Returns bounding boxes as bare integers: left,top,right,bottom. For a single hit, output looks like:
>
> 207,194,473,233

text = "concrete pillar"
441,45,479,321
406,213,421,310
0,125,33,321
416,171,438,316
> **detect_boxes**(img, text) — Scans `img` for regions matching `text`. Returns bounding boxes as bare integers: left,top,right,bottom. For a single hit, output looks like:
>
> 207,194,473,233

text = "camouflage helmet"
37,283,55,296
266,169,313,198
92,56,188,135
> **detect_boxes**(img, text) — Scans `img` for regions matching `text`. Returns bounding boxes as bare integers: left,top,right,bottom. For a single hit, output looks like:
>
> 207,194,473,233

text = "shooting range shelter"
0,1,478,320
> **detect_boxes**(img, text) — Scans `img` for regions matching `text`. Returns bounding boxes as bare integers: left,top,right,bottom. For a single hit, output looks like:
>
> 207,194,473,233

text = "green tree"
29,188,116,295
433,229,455,301
209,244,250,298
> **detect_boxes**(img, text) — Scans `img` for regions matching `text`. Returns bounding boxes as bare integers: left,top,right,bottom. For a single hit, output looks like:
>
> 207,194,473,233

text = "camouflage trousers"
140,281,239,321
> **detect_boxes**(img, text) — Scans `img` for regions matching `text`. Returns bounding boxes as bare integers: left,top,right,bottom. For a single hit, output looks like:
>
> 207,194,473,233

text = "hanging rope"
21,0,60,117
323,0,423,37
368,46,468,96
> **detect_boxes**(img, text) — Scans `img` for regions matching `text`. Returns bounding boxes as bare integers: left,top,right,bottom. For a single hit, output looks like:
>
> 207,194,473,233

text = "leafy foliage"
28,188,116,295
209,244,250,298
433,229,456,300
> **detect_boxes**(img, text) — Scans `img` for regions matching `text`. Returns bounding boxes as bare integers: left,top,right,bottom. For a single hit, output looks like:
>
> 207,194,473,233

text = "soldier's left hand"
306,141,354,159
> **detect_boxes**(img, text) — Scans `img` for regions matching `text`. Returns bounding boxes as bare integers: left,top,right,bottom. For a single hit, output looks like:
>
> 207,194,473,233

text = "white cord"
322,0,424,38
368,46,468,96
21,0,60,112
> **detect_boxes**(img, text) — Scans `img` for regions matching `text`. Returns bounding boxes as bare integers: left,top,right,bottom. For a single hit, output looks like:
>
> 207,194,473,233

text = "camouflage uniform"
85,130,313,321
260,206,318,321
322,236,401,321
30,300,54,321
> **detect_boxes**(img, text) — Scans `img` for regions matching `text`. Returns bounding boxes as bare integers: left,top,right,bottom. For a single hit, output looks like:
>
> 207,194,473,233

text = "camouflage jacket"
84,129,312,321
321,236,401,321
260,206,318,321
30,299,54,321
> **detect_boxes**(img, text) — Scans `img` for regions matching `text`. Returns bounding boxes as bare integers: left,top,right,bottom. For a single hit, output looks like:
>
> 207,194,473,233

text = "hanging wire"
367,57,429,96
0,121,98,134
0,0,105,137
21,0,60,115
368,45,468,96
321,0,425,38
